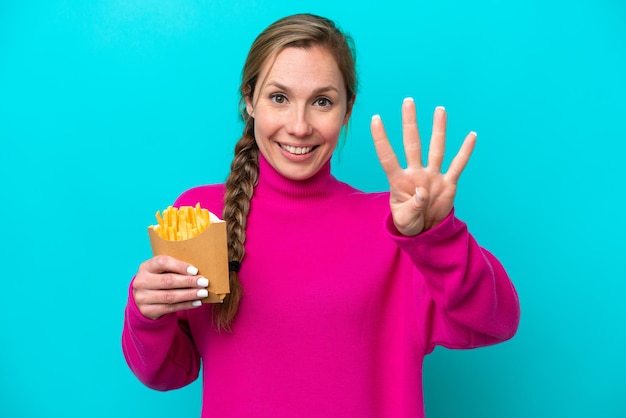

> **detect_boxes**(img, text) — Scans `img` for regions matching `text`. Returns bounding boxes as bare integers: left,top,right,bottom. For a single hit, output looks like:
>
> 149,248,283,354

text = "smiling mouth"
279,144,318,155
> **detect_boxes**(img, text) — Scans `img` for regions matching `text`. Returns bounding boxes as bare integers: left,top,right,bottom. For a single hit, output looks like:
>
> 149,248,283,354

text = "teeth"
280,144,313,155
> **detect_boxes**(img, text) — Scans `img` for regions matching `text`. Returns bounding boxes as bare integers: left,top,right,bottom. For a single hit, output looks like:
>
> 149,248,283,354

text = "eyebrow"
264,81,340,96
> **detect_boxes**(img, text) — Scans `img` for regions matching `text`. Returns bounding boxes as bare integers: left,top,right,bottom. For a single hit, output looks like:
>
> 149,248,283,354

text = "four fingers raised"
370,98,476,235
371,99,475,176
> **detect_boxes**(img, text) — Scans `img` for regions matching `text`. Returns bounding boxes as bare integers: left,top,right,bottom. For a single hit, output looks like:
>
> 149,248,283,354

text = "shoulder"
173,184,226,216
335,179,389,207
331,179,390,219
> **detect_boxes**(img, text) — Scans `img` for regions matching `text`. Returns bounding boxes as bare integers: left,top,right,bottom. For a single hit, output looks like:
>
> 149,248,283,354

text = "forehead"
257,45,345,93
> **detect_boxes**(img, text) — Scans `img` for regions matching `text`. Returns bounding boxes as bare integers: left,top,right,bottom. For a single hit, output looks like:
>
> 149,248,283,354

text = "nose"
286,105,313,138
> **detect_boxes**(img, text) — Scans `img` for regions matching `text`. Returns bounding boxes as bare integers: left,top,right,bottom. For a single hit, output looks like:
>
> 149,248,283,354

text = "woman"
123,13,520,417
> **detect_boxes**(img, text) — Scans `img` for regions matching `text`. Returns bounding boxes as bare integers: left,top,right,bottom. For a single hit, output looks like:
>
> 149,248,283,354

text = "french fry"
150,203,214,241
156,211,164,229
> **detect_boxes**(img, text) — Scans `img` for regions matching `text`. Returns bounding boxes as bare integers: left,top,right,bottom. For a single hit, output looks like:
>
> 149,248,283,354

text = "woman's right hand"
132,255,210,320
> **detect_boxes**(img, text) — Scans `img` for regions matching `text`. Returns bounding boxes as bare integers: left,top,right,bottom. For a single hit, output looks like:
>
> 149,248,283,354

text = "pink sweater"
122,155,520,417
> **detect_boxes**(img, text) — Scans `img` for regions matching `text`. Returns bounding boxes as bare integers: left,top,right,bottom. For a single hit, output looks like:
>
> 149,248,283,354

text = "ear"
343,95,356,125
244,85,254,118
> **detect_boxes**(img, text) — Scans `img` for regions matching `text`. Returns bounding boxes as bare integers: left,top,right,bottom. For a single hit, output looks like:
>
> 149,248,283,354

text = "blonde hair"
217,13,358,331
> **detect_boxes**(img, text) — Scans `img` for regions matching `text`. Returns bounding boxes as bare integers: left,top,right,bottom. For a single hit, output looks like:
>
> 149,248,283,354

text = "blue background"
1,1,624,417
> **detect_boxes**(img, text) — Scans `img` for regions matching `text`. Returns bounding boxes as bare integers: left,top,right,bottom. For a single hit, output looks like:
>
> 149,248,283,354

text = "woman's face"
246,45,352,181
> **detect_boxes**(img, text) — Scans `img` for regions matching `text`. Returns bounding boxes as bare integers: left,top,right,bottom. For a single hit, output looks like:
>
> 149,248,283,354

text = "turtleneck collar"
253,153,339,206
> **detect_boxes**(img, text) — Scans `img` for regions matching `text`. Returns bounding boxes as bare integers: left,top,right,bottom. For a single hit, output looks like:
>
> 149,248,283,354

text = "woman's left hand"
370,98,476,236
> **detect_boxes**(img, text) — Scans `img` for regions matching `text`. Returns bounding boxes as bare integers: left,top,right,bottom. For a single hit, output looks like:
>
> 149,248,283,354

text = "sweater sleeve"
387,209,520,353
121,282,201,391
121,186,221,391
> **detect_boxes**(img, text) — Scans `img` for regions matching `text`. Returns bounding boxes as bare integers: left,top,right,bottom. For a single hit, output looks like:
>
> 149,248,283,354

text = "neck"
253,154,336,205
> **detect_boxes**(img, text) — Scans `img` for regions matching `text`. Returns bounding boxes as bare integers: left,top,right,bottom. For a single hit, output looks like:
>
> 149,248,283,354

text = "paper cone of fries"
147,205,229,303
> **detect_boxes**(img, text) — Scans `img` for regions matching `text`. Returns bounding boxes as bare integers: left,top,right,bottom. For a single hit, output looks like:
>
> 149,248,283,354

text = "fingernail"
192,300,202,307
371,114,381,121
415,187,424,202
187,265,198,275
436,105,445,111
197,289,209,298
470,131,477,138
403,97,414,103
197,277,209,287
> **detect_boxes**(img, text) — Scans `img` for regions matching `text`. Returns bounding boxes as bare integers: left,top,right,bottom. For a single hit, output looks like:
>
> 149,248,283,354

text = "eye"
314,97,333,107
270,93,287,104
